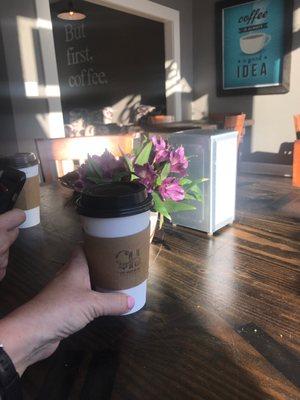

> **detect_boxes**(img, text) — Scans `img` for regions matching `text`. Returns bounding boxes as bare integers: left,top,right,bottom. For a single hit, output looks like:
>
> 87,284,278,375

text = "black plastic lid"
5,153,38,169
77,182,153,218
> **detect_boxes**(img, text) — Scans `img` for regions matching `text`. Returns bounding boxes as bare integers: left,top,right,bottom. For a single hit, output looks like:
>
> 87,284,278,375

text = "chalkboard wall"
50,1,166,125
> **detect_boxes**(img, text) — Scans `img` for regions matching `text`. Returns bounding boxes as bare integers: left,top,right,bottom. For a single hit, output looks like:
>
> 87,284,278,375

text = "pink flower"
134,163,157,193
92,150,126,179
170,146,188,176
152,136,170,164
159,177,185,202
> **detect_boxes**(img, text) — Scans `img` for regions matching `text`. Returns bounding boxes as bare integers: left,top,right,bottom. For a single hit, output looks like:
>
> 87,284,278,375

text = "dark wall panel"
0,26,18,155
51,1,166,124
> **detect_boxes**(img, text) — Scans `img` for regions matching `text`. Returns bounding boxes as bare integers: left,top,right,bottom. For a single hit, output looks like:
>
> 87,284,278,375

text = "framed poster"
216,0,293,96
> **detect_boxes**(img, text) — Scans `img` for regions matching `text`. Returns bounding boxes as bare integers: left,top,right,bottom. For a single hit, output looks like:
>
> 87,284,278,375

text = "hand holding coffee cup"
240,32,271,54
77,182,152,315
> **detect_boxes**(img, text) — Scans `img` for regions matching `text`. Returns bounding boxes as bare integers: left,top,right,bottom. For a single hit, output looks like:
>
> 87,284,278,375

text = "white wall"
252,4,300,153
193,0,300,155
0,0,48,155
152,0,194,119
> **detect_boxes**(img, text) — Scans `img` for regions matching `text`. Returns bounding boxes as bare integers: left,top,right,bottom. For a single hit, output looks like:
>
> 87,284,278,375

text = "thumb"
89,291,135,316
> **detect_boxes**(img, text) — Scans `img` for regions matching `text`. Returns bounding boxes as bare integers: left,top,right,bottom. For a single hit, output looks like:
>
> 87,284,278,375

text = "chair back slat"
224,114,246,146
294,115,300,138
36,134,135,183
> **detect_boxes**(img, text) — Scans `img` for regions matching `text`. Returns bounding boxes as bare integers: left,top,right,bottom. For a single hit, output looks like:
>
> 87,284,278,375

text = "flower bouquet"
60,135,206,229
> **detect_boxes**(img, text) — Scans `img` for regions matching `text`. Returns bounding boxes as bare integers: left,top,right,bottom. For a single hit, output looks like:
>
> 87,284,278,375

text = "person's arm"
0,210,25,281
0,247,134,376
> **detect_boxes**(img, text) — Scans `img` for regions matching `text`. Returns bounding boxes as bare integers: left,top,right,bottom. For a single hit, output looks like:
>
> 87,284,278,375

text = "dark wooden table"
142,121,218,133
0,178,299,400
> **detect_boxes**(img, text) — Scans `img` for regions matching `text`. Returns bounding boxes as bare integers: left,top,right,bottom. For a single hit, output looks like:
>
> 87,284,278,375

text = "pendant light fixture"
57,1,86,21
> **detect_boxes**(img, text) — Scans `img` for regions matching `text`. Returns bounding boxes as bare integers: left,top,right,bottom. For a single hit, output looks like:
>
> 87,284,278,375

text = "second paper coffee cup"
7,153,40,229
77,182,153,315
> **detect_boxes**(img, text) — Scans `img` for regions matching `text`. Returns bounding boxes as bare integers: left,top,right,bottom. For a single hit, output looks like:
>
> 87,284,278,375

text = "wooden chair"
208,113,227,126
35,133,135,183
294,115,300,139
148,115,175,124
224,113,246,146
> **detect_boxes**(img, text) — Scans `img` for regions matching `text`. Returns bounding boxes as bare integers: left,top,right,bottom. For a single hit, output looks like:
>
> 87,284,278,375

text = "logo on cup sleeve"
116,249,141,273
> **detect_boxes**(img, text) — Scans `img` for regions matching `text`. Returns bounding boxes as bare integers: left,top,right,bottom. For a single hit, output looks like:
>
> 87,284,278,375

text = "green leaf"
152,191,172,220
192,192,203,202
130,173,139,181
126,157,134,173
164,200,196,213
185,185,204,202
135,142,153,166
180,177,205,202
184,179,207,194
112,171,131,182
187,184,201,195
160,163,170,181
133,135,148,156
159,213,164,229
86,155,103,180
155,176,162,186
180,177,193,187
87,176,103,185
118,146,134,173
184,193,198,201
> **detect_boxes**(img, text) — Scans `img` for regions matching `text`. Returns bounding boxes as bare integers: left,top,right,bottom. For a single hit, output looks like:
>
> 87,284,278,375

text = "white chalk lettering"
65,23,86,42
67,47,93,66
68,68,108,88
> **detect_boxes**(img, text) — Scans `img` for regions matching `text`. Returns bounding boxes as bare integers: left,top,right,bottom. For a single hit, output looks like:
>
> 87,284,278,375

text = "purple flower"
170,146,188,176
159,177,185,202
134,163,157,193
92,150,127,179
152,136,170,164
74,179,86,192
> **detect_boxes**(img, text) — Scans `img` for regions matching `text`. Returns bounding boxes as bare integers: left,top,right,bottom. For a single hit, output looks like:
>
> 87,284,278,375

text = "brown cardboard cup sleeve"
15,175,40,211
84,225,150,291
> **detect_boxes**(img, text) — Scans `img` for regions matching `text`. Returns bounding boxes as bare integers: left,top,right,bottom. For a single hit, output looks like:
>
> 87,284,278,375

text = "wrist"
0,315,33,375
0,302,60,376
0,345,23,399
0,304,47,375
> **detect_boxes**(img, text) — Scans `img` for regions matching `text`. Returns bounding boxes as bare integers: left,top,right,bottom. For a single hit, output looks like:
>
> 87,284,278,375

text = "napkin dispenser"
167,129,238,235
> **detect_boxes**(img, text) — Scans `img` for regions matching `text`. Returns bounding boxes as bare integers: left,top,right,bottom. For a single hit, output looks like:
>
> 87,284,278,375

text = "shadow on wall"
293,29,300,51
293,1,300,51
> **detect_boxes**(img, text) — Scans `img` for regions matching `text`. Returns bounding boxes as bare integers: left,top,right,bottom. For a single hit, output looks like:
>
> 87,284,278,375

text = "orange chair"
294,115,300,139
224,113,246,146
208,113,226,126
148,115,175,124
293,115,300,187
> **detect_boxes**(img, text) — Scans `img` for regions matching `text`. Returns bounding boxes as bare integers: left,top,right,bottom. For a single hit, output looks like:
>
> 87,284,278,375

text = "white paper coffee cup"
77,183,152,315
8,153,40,229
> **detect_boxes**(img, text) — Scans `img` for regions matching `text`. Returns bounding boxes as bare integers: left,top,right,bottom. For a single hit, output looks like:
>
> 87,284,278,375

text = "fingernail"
127,296,135,310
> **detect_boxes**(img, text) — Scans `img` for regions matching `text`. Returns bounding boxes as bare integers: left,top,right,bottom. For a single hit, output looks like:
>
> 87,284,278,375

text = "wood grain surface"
0,174,299,400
